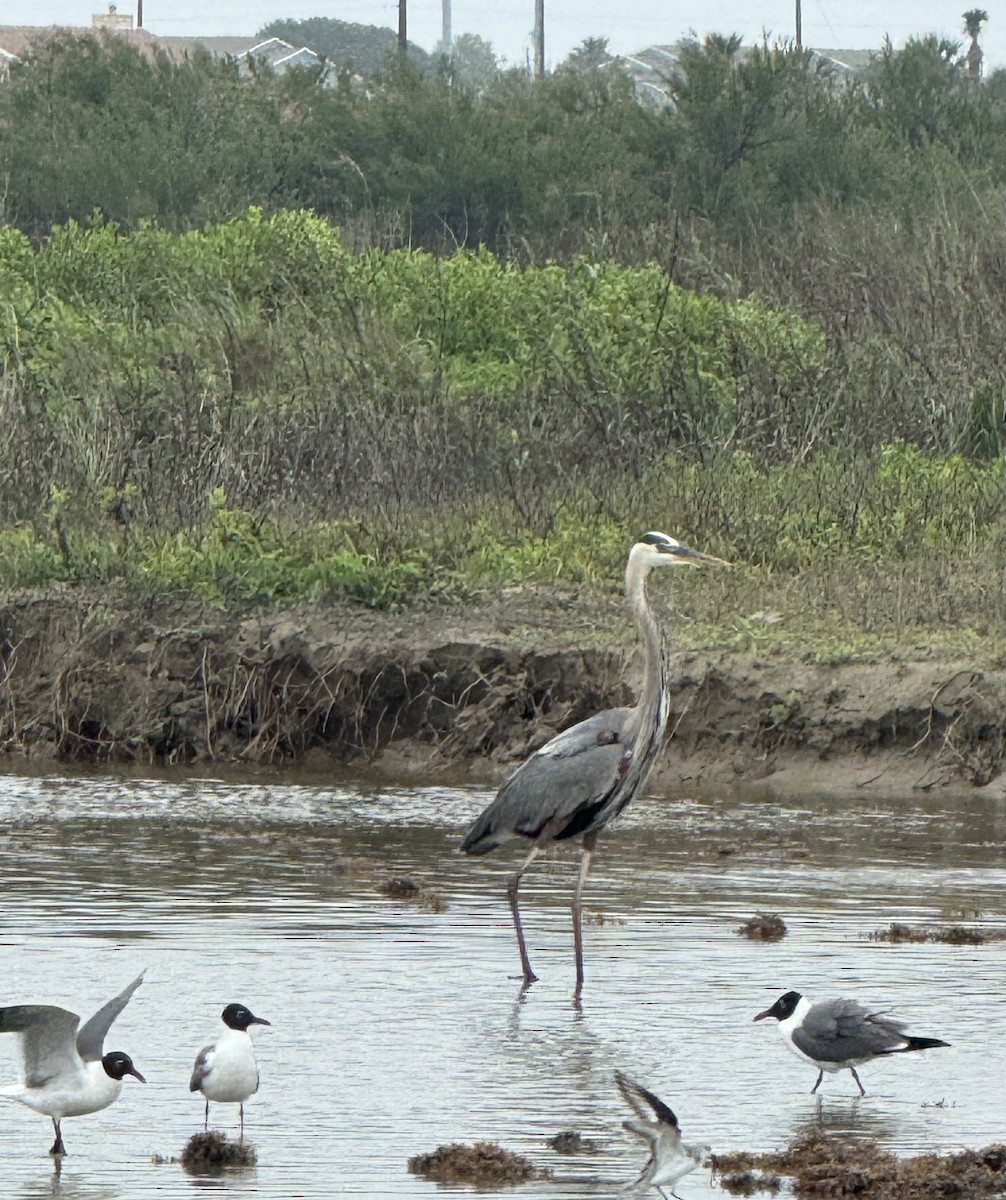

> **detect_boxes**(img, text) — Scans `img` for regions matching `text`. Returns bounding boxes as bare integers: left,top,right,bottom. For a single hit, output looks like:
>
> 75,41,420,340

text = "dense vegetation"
0,26,1001,646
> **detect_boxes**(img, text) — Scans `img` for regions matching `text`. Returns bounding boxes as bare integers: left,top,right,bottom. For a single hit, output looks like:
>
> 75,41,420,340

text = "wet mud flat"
0,771,1004,1198
0,586,1003,797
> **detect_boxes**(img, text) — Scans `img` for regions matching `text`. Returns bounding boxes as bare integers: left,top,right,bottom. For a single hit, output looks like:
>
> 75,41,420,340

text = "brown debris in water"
737,911,788,941
407,1140,552,1186
378,875,446,912
711,1134,1006,1199
869,921,997,945
180,1131,257,1175
545,1129,601,1153
718,1168,783,1195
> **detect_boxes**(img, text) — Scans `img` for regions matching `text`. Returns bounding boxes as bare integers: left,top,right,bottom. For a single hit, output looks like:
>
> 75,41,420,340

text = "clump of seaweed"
869,921,994,945
407,1141,552,1186
180,1131,257,1175
378,875,446,912
737,912,788,941
711,1134,1006,1198
545,1130,601,1153
717,1168,782,1196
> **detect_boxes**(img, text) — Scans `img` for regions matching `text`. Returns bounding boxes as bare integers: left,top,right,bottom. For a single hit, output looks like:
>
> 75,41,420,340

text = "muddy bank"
0,584,1002,797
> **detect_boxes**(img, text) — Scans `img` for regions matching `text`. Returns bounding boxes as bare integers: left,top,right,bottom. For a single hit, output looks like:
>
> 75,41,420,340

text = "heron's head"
102,1051,146,1083
634,530,730,570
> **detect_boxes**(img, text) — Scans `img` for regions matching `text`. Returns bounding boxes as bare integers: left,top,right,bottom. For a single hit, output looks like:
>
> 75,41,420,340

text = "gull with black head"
0,971,146,1156
754,990,950,1096
461,531,728,996
190,1002,270,1137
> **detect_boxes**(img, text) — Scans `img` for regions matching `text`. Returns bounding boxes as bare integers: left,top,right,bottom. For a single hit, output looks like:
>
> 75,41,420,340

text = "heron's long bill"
661,543,731,568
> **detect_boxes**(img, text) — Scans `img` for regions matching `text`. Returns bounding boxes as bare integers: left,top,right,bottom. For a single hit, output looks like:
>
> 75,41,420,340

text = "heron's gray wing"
795,998,906,1061
615,1071,681,1134
462,709,633,852
190,1043,214,1092
75,972,145,1062
0,1005,82,1087
535,709,633,760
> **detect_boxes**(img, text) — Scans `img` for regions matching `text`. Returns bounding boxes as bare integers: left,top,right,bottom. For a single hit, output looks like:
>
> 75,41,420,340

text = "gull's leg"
49,1118,66,1156
571,832,597,999
507,845,542,986
850,1067,866,1096
810,1069,825,1094
204,1098,210,1130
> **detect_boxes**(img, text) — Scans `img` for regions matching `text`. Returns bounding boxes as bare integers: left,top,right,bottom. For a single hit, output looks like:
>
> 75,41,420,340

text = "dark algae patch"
737,911,788,941
180,1131,257,1175
869,921,999,945
545,1129,601,1153
408,1141,552,1186
712,1134,1006,1198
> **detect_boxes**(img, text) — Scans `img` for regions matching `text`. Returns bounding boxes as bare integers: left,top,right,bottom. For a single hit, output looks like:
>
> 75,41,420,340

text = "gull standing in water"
0,972,146,1156
190,1002,270,1137
461,531,727,995
616,1071,709,1198
754,990,950,1095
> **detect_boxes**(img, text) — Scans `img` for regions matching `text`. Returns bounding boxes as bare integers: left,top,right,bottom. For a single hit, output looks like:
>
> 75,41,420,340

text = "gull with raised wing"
615,1071,709,1198
190,1002,270,1137
754,990,950,1095
0,972,146,1156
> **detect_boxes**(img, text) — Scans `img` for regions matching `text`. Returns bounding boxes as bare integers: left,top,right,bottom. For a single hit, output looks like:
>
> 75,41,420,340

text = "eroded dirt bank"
1,585,1003,797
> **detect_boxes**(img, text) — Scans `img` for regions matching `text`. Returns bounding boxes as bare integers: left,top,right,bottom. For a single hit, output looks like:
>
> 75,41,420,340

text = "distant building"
0,24,328,80
615,43,876,109
92,5,134,31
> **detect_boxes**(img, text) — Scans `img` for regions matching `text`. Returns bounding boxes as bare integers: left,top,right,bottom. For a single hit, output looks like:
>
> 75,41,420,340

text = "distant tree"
560,37,612,74
661,35,857,220
435,33,499,92
863,35,964,147
962,9,988,80
258,17,429,76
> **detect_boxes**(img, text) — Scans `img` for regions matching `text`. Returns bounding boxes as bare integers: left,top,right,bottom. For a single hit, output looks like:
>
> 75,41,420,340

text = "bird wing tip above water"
75,971,146,1062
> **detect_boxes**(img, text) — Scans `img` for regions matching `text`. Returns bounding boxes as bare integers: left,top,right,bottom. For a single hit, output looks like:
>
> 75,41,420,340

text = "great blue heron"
460,531,727,994
615,1070,710,1198
753,990,951,1095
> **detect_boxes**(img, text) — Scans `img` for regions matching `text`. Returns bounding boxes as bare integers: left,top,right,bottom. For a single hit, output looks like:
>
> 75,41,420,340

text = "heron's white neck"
625,554,669,742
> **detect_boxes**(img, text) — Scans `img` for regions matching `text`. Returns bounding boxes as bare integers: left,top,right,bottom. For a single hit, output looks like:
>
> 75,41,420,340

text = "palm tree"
962,9,988,81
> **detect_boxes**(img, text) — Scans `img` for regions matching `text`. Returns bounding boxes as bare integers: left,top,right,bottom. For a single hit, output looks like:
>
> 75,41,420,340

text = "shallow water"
0,768,1003,1198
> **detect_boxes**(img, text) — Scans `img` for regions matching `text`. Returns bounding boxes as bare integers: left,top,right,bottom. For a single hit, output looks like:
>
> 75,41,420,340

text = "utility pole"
442,0,451,48
398,0,407,51
533,0,543,77
795,0,802,48
137,0,143,27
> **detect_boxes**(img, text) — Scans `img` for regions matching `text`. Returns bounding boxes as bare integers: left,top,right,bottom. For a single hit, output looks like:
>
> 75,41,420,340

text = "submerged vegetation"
0,29,1001,650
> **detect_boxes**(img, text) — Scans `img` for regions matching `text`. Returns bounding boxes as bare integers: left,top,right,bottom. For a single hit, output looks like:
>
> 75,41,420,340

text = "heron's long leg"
571,832,598,998
850,1067,866,1096
507,845,541,985
810,1069,824,1094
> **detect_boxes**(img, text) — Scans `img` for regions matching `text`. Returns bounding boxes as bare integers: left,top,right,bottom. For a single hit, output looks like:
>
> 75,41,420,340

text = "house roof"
0,26,321,72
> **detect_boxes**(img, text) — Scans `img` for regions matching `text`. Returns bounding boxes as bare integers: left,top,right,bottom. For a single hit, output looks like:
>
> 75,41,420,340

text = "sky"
7,0,1005,71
